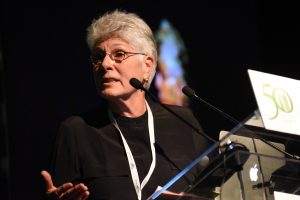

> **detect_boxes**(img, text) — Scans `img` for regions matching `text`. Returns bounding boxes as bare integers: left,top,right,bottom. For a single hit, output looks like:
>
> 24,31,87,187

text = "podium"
150,111,300,200
187,150,300,200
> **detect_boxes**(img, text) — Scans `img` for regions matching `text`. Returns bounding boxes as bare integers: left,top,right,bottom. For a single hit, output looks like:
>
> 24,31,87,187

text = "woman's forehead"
99,37,130,47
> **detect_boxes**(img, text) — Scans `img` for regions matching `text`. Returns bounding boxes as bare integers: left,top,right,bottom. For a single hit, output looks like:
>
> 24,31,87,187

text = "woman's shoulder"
150,101,194,118
149,101,202,131
60,105,110,129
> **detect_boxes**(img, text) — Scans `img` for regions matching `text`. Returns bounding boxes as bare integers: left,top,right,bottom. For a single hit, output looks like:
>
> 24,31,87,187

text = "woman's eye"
113,51,125,58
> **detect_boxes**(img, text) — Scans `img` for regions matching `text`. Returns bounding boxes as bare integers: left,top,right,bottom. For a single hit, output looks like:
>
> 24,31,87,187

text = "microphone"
130,78,145,90
129,78,217,144
182,85,300,160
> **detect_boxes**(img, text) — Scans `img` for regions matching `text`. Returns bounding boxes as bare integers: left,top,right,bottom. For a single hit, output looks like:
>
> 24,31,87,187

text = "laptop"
216,130,286,200
247,69,300,136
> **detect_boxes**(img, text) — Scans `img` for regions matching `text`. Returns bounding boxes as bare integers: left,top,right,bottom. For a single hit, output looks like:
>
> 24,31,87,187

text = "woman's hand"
41,170,90,200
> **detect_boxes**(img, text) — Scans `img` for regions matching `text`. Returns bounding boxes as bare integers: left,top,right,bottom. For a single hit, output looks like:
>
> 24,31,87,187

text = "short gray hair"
86,10,157,89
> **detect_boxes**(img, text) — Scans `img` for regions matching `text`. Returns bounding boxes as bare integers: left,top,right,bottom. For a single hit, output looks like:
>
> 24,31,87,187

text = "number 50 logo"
263,84,293,119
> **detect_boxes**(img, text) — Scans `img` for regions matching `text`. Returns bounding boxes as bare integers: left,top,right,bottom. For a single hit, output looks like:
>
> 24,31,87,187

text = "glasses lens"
111,50,125,61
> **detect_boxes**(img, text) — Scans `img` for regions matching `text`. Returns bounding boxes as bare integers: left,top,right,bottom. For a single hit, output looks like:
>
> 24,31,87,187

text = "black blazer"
50,100,209,200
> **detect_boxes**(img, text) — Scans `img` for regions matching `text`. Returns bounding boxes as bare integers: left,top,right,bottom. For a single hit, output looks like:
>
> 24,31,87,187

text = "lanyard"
108,100,156,200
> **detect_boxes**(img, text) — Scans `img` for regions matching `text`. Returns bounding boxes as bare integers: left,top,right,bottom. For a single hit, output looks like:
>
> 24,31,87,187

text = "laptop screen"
248,69,300,136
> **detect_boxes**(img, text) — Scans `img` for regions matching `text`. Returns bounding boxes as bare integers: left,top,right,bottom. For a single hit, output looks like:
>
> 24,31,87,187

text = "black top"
113,111,151,182
50,100,209,200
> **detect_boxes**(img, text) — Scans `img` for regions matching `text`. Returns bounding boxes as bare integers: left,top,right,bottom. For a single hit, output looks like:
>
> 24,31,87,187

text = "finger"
41,170,55,192
60,183,88,200
80,191,90,200
56,182,74,197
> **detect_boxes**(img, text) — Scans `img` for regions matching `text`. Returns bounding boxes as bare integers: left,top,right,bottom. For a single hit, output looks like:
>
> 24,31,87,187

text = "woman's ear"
143,56,154,80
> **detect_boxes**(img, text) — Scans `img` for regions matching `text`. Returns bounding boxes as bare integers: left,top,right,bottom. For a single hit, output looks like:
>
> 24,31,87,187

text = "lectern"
150,111,300,200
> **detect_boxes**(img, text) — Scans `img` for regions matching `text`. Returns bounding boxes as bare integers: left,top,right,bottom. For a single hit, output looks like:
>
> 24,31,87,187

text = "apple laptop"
215,130,286,200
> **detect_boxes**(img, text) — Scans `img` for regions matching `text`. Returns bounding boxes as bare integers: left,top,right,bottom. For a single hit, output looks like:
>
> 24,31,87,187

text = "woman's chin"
100,89,120,99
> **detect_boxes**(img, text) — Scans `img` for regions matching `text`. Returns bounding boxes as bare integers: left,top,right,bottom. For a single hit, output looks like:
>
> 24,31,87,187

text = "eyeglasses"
90,49,146,67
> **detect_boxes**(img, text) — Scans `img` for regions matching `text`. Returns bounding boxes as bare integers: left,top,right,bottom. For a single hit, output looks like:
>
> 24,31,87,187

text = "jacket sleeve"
50,116,81,186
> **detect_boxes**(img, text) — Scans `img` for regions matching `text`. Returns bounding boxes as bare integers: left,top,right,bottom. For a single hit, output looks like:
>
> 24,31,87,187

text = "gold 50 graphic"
263,84,293,119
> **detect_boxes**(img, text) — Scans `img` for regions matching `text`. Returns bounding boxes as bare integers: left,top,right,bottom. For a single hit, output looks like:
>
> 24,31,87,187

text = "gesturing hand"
41,170,90,200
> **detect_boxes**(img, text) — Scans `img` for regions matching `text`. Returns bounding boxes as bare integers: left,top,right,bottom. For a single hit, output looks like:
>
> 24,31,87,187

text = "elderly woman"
41,10,209,200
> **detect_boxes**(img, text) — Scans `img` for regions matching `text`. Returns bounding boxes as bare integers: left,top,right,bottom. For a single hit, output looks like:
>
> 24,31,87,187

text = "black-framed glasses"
90,49,146,67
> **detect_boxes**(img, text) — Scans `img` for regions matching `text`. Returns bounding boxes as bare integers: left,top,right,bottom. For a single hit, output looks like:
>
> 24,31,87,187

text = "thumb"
41,170,56,192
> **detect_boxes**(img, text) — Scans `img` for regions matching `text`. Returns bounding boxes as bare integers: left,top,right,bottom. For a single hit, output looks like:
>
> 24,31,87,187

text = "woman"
41,10,209,200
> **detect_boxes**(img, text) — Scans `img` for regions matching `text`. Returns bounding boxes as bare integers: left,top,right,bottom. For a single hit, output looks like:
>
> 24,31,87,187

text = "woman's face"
92,37,153,101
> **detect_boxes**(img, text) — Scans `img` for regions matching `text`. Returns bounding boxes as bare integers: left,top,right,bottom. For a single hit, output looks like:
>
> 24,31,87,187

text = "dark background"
1,1,300,199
